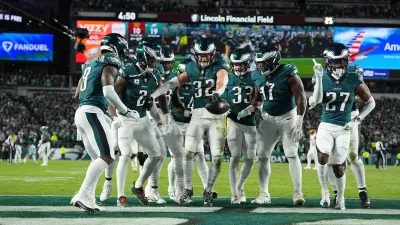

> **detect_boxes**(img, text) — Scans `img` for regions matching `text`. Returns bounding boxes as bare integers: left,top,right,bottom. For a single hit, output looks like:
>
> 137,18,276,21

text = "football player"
38,126,51,166
227,48,259,204
25,130,38,163
251,45,307,205
112,39,170,206
71,33,136,212
309,43,375,210
150,37,229,206
304,129,317,170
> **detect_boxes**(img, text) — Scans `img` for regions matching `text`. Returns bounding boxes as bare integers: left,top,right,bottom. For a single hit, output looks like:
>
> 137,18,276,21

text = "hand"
143,96,154,111
111,117,122,130
184,109,192,117
122,109,140,121
287,115,304,143
211,93,221,102
159,113,172,136
344,116,362,130
308,96,317,109
312,59,323,78
237,105,255,120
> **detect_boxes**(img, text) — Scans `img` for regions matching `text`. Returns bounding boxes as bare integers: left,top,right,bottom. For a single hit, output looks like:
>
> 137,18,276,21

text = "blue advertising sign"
334,27,400,72
0,33,53,61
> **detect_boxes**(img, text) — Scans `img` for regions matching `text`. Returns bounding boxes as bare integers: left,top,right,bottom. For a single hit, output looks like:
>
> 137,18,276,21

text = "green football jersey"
351,102,358,112
226,73,255,126
28,132,38,145
16,133,24,145
185,59,229,109
320,65,363,126
160,71,176,105
79,53,123,113
252,64,297,116
118,59,161,118
172,76,194,124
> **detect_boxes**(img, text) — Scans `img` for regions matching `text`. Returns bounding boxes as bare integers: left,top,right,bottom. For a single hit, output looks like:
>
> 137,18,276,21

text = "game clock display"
117,12,136,21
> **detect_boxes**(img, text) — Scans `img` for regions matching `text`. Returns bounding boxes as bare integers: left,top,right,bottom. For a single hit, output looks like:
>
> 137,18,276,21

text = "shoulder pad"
348,65,364,82
251,70,262,81
283,64,298,76
102,53,122,68
214,59,229,71
119,63,139,78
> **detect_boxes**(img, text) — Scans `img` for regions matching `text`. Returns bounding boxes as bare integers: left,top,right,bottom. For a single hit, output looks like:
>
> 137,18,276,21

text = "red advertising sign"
76,20,127,63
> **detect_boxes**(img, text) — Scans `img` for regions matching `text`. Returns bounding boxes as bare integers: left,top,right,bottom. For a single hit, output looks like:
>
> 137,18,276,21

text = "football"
205,100,230,115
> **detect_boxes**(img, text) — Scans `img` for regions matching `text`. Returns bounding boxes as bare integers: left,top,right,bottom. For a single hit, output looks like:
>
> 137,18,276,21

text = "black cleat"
203,189,214,207
130,182,149,205
359,191,371,209
212,191,218,199
331,194,337,208
75,200,98,213
179,188,194,204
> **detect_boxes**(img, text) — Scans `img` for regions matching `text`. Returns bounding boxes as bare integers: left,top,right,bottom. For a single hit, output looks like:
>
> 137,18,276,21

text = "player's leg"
180,117,206,203
305,149,313,169
162,122,185,201
326,162,336,207
167,153,176,200
227,118,244,204
42,144,50,166
100,126,118,203
332,130,351,210
316,126,335,207
204,115,226,206
252,119,279,204
237,124,256,203
348,125,370,208
14,145,21,163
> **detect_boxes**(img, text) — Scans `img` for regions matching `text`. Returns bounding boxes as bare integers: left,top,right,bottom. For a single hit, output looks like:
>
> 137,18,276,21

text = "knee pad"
184,150,194,160
332,164,345,178
137,152,148,166
317,148,329,165
348,151,358,162
230,156,240,164
212,155,222,169
243,158,255,165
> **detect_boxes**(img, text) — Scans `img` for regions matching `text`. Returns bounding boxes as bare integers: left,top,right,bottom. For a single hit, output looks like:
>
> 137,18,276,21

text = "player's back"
226,72,255,126
252,64,297,116
79,53,122,113
320,65,363,126
185,59,228,109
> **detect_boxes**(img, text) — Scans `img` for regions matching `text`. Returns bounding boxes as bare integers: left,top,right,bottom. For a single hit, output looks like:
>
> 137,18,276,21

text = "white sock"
148,154,165,188
168,158,176,192
336,173,346,202
194,153,209,189
135,156,160,188
173,154,184,196
229,157,240,196
287,156,302,192
105,160,115,180
327,165,337,191
32,155,36,162
350,158,366,189
306,152,312,167
184,152,195,190
206,156,222,192
257,158,271,195
238,158,254,190
116,155,130,197
317,163,329,193
78,158,108,197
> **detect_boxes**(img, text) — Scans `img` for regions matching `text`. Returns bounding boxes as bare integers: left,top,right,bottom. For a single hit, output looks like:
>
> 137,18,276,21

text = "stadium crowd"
0,70,67,87
70,0,400,19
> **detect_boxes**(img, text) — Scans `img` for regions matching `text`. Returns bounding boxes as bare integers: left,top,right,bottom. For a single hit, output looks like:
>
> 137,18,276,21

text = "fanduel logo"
2,41,13,52
2,41,49,52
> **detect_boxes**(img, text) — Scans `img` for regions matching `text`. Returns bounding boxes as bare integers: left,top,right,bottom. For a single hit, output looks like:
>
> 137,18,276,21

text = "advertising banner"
76,20,127,63
334,27,400,78
0,33,53,61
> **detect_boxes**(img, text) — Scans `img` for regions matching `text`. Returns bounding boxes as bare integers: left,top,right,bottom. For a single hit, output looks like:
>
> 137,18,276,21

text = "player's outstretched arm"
215,69,229,96
150,72,189,99
356,83,375,120
156,80,170,115
74,78,82,103
312,59,323,104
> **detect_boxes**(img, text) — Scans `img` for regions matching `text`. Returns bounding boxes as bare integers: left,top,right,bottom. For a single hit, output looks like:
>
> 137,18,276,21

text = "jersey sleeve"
153,69,161,82
355,66,364,84
251,70,262,87
185,62,198,82
103,53,122,69
284,64,298,77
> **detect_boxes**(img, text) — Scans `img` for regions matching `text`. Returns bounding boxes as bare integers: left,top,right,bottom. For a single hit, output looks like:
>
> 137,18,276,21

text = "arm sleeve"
150,77,180,99
358,96,375,120
103,85,128,114
312,74,323,104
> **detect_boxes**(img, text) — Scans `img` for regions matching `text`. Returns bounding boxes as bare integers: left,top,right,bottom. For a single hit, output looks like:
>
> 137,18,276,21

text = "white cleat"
40,163,48,166
335,198,346,210
304,166,311,169
238,188,246,203
100,180,112,202
70,193,98,212
89,195,105,211
148,188,167,204
251,193,271,204
320,192,330,208
231,195,240,204
168,189,175,201
293,191,305,206
312,167,317,170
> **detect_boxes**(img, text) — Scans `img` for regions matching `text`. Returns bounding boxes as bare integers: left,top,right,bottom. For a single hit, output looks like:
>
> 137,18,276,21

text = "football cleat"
231,195,240,204
179,188,194,204
251,193,271,204
335,198,346,210
168,189,175,201
117,196,128,207
320,192,330,208
100,180,112,202
203,189,214,207
71,194,98,212
304,166,311,169
147,188,167,204
359,191,371,209
293,191,305,206
238,189,246,203
331,194,337,208
130,182,149,205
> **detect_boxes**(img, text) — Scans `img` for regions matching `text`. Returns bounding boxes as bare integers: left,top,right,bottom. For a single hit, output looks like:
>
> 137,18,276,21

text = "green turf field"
1,160,399,224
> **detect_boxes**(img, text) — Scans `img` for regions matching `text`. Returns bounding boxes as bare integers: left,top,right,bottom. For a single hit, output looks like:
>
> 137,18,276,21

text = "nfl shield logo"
134,79,139,85
335,81,339,84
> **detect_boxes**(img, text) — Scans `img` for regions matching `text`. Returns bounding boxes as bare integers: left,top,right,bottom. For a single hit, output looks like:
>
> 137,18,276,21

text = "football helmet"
159,46,175,75
100,33,129,60
229,48,252,76
136,38,160,73
323,43,349,79
193,37,216,68
255,45,281,76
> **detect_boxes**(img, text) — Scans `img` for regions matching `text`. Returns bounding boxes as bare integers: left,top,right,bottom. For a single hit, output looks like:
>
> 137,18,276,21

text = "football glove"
121,109,140,121
159,113,173,136
237,105,255,120
344,116,362,131
184,108,192,117
312,59,323,78
308,96,317,109
287,115,304,143
111,116,122,130
211,93,221,102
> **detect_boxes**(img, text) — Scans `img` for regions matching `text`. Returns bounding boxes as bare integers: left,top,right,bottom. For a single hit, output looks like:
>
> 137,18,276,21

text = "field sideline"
1,160,399,225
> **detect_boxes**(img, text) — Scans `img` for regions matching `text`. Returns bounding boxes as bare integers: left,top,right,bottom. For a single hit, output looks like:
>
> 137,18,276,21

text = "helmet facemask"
230,51,251,76
138,46,159,74
324,48,349,80
193,40,216,68
255,51,280,76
